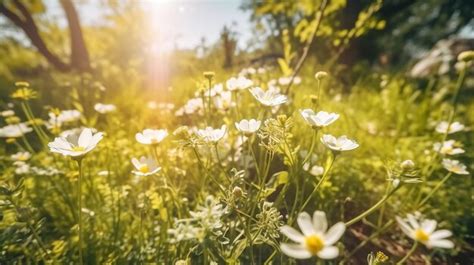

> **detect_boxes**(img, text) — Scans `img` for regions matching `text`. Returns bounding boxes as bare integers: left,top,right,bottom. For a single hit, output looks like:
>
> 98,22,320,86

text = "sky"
45,0,253,51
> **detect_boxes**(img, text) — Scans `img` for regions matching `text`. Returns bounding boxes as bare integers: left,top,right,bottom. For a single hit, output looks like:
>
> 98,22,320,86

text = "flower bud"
315,71,328,80
400,159,415,170
203,71,215,80
232,186,243,198
310,95,319,104
457,50,474,62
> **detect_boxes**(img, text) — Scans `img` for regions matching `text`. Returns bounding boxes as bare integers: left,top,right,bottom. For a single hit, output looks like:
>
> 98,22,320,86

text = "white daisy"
135,129,168,145
433,140,465,155
131,156,161,176
320,134,359,152
94,103,117,114
48,128,103,158
235,119,261,134
435,121,465,134
280,211,345,259
196,125,226,143
300,109,339,128
0,123,33,138
226,76,253,91
249,87,287,107
442,159,469,175
396,213,454,249
11,151,31,161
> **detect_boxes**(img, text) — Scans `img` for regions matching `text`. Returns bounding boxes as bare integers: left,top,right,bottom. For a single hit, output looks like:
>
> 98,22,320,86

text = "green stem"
297,154,336,216
417,172,452,208
302,129,318,166
345,187,398,226
396,241,418,265
76,159,84,265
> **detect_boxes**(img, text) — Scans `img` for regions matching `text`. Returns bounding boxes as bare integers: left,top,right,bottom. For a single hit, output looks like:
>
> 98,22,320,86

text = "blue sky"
45,0,253,51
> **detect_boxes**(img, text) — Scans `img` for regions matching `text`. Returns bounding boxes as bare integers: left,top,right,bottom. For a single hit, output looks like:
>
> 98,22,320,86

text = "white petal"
297,212,315,236
324,222,345,245
312,211,328,233
78,128,93,147
280,226,304,243
421,219,437,234
407,214,420,229
131,158,141,169
317,246,339,259
430,230,452,240
280,243,312,259
427,239,454,249
396,217,414,238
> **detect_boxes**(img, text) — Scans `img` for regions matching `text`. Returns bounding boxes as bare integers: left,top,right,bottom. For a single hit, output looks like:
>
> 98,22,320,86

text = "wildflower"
315,71,328,80
435,121,465,134
48,110,81,125
249,87,287,107
11,82,37,100
321,134,359,152
433,140,465,155
303,164,324,176
235,119,261,134
94,103,117,114
135,129,168,145
279,76,301,86
203,71,215,79
131,156,161,176
396,213,454,249
400,160,415,170
11,151,31,161
196,125,226,143
280,211,345,259
48,128,103,158
1,110,14,117
14,161,31,175
0,123,33,138
300,109,339,128
214,91,234,110
442,159,469,175
226,76,253,91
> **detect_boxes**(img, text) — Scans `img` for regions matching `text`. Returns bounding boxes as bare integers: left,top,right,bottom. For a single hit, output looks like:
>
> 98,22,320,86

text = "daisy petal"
317,246,339,259
297,212,315,236
313,211,328,233
280,243,312,259
280,225,304,243
427,239,454,249
324,222,345,245
421,219,437,234
430,230,452,240
78,128,92,147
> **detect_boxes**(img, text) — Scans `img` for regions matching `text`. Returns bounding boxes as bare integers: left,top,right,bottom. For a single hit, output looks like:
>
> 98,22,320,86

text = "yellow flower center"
305,235,325,254
72,146,85,152
414,229,429,242
138,164,149,173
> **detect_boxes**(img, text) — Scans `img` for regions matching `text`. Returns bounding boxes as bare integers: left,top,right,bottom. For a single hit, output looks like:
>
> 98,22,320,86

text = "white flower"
321,134,359,152
11,151,31,161
435,121,465,134
135,129,168,145
94,103,117,114
249,87,287,107
279,76,301,86
442,159,469,175
1,110,15,117
309,165,324,176
131,156,161,176
433,140,465,155
14,161,30,175
280,211,345,259
0,123,33,138
235,119,261,134
226,76,253,91
396,213,454,249
214,91,235,110
300,109,339,128
196,125,226,143
48,128,103,158
52,110,81,123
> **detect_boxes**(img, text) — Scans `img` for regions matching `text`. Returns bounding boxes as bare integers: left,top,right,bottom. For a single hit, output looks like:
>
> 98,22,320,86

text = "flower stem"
417,172,452,208
396,241,418,265
76,159,84,265
298,153,336,214
345,187,398,226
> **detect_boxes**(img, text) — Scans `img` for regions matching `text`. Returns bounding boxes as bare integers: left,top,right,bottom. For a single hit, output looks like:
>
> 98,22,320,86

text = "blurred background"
0,0,473,104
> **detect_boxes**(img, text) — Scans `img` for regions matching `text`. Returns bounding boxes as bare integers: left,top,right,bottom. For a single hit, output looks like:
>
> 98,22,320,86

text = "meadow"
0,1,473,264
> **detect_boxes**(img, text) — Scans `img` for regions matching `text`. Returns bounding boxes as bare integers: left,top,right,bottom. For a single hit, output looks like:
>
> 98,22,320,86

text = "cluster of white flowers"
94,103,117,114
434,121,469,175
